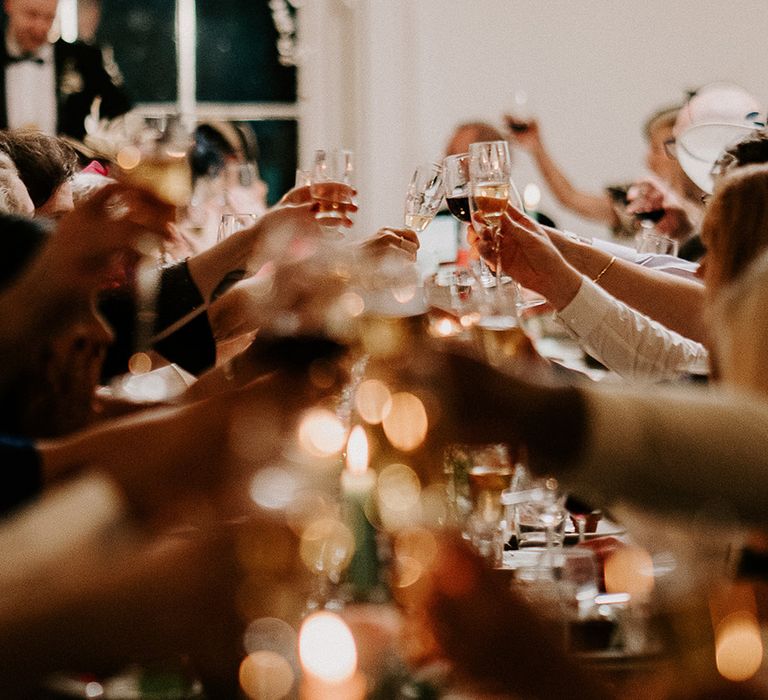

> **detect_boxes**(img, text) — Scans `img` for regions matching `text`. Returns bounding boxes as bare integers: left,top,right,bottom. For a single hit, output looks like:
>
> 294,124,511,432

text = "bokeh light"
116,145,141,170
377,464,422,530
239,650,295,700
243,617,298,658
715,611,764,682
393,527,438,589
127,352,152,375
299,612,358,682
354,380,392,425
297,408,347,458
381,393,428,452
604,546,655,600
299,518,355,576
250,467,301,511
523,182,541,209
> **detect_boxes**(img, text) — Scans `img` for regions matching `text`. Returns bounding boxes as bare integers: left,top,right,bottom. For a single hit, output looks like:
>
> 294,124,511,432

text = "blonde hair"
700,164,768,294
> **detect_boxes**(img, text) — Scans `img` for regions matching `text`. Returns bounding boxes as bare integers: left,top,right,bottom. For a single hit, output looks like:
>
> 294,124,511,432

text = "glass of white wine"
468,140,518,292
115,113,193,207
310,149,354,236
403,161,444,234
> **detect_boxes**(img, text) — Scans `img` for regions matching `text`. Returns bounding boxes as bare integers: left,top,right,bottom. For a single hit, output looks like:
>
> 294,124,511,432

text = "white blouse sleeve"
556,277,709,381
562,384,768,526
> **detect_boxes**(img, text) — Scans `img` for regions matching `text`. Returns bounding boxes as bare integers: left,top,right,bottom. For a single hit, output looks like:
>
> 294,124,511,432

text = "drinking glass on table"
310,148,354,235
466,444,514,566
217,213,259,243
403,161,444,235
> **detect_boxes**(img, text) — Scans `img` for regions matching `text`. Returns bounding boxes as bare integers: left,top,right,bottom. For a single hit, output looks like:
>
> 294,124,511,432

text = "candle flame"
346,425,369,475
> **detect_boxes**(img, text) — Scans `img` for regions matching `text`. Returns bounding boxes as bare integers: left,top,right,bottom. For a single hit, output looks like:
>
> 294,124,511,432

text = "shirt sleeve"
0,435,43,516
561,384,768,526
556,277,709,381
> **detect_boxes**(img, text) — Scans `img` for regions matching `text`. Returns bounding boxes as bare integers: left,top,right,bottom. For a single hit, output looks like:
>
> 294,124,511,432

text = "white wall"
299,0,768,239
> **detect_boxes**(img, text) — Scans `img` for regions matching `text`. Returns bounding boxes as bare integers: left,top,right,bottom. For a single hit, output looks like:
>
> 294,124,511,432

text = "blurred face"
446,127,479,157
36,179,74,219
4,0,58,53
645,123,677,183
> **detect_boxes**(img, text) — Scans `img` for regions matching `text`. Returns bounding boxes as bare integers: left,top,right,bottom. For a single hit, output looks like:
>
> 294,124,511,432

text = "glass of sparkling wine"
310,149,354,235
468,140,517,291
116,114,193,207
403,161,444,234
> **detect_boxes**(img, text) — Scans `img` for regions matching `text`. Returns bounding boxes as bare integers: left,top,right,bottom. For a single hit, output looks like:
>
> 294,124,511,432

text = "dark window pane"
249,120,297,206
196,0,296,102
97,0,177,103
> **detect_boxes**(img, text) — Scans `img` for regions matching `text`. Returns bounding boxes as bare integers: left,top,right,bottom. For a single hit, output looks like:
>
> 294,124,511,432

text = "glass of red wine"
443,153,471,223
564,494,602,544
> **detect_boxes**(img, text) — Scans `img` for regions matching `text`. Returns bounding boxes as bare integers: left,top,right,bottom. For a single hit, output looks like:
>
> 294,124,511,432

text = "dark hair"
721,127,768,169
0,130,78,208
0,214,48,290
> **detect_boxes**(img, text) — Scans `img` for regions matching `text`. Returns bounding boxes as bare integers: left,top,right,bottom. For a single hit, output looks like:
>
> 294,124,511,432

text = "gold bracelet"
592,255,616,285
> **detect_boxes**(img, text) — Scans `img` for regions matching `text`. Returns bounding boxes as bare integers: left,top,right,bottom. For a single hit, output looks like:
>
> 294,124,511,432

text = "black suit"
0,39,131,140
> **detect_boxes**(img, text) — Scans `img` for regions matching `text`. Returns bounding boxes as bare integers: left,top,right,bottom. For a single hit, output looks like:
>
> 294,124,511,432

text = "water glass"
217,212,259,243
636,229,679,256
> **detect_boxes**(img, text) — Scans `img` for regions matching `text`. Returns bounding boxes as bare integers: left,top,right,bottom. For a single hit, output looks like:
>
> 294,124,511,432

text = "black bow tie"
6,54,44,65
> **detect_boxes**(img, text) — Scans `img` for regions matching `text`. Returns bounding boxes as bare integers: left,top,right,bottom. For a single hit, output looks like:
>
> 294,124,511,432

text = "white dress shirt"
5,35,57,135
556,276,709,381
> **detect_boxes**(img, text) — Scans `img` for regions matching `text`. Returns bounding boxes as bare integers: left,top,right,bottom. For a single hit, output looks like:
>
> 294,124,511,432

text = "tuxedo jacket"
0,39,132,140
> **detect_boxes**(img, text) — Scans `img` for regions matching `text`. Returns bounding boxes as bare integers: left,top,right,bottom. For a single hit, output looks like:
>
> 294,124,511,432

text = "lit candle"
341,426,380,598
341,426,376,495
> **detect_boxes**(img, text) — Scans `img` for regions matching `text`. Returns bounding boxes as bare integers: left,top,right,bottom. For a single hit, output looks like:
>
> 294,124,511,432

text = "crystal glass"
216,212,259,243
468,140,515,291
403,162,444,234
116,113,193,207
636,228,679,256
310,149,354,235
442,153,471,224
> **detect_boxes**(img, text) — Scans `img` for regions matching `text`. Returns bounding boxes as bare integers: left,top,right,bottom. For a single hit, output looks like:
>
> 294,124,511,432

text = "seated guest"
0,128,77,218
441,166,768,524
506,104,680,239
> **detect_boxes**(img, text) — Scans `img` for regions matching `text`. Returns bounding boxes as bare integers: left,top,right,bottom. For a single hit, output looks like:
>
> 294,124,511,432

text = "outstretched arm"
507,117,618,225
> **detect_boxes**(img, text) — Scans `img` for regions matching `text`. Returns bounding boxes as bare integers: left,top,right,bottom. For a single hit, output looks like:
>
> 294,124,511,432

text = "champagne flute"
468,140,516,292
403,162,444,234
310,149,354,235
442,153,471,223
115,114,193,355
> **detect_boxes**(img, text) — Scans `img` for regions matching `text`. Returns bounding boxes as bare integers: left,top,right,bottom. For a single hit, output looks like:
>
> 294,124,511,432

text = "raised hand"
470,204,582,311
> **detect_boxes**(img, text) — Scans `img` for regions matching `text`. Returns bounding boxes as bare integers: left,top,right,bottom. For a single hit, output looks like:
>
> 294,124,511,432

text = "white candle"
342,426,376,495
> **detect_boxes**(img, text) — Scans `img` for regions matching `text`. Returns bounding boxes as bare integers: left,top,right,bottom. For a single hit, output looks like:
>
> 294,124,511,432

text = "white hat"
676,122,759,194
674,82,764,194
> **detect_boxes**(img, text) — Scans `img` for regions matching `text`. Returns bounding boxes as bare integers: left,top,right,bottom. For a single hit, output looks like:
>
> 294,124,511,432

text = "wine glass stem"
576,517,586,544
494,227,503,292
